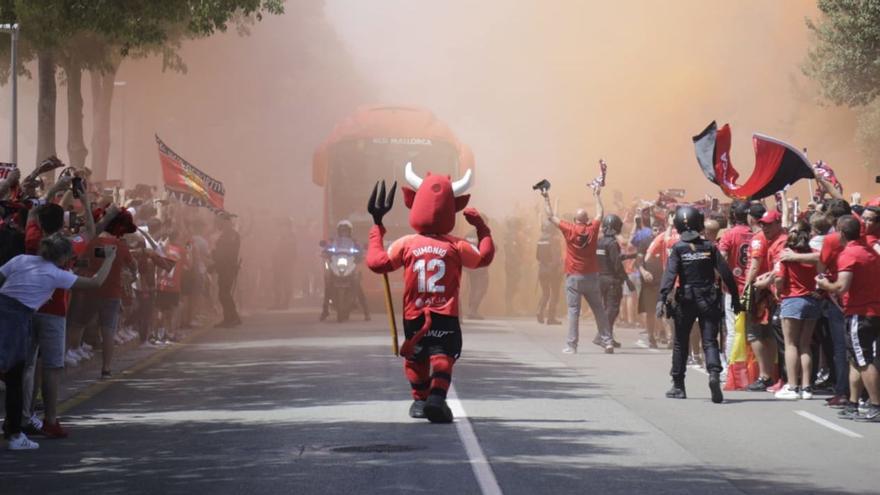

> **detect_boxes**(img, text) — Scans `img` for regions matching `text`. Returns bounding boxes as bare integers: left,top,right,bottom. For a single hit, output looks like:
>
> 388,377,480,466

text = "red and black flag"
693,121,814,200
156,135,226,211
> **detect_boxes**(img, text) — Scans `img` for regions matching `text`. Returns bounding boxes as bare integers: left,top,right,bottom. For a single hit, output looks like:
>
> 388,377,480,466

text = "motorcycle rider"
597,214,634,346
320,220,370,321
658,206,741,403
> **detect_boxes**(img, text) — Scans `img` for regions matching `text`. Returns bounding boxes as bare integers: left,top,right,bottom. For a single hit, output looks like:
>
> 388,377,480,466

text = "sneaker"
591,336,603,347
774,384,799,400
64,350,81,367
666,384,687,399
81,343,93,353
859,399,869,415
72,347,89,361
854,404,880,422
604,345,614,354
747,376,773,392
612,340,622,349
423,395,454,423
536,314,545,324
800,386,814,400
648,339,658,349
687,356,698,366
21,415,43,436
7,433,39,450
41,421,69,439
709,372,723,404
838,402,861,420
562,345,577,354
766,379,785,393
408,400,426,419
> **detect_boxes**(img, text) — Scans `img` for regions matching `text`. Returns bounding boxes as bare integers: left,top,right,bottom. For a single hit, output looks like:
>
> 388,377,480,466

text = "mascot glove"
463,208,487,230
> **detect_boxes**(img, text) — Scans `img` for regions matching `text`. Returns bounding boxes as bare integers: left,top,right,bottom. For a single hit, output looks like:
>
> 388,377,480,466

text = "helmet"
601,214,623,236
336,219,353,235
673,206,704,241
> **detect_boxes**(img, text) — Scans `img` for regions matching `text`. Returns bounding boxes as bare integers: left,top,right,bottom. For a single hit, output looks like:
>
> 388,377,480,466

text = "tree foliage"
804,0,880,106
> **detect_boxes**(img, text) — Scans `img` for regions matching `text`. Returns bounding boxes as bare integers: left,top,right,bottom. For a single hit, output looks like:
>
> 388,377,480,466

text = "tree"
0,0,284,178
805,1,880,169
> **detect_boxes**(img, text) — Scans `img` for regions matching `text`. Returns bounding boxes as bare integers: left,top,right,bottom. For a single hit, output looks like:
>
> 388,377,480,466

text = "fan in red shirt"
817,215,880,421
367,164,493,423
155,230,188,343
717,202,754,364
773,221,820,399
742,209,787,391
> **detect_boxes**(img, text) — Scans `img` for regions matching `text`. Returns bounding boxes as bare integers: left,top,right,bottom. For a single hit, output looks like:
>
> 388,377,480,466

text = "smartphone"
94,247,106,258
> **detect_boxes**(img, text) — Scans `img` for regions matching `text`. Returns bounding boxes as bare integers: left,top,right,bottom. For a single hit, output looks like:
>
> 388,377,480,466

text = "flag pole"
381,273,399,356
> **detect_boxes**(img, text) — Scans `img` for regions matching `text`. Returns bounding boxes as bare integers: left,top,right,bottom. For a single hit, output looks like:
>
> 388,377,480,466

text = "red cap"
758,210,782,224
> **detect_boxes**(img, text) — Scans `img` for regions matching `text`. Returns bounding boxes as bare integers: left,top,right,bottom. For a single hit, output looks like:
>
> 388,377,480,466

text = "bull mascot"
366,163,494,423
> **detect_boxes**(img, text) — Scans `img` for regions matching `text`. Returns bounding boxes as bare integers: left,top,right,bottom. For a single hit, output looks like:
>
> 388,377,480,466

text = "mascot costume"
366,163,494,423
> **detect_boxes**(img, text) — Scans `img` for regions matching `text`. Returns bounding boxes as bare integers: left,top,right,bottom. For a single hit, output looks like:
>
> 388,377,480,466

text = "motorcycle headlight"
337,257,348,268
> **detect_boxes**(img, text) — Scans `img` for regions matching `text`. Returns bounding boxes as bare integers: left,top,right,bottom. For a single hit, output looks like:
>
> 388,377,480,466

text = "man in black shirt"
213,213,241,328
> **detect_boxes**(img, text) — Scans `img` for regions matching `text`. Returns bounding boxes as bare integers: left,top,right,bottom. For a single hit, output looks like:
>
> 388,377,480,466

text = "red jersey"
25,221,87,316
368,226,493,320
84,236,134,299
820,232,845,281
837,240,880,316
158,243,187,293
750,231,787,275
775,260,817,299
558,220,601,275
646,230,680,271
717,224,753,292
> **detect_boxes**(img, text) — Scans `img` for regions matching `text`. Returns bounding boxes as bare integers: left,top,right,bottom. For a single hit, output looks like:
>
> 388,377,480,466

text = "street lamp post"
0,23,20,164
114,80,126,185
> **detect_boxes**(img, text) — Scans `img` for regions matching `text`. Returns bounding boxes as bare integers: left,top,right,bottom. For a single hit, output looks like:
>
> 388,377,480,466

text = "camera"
532,179,551,193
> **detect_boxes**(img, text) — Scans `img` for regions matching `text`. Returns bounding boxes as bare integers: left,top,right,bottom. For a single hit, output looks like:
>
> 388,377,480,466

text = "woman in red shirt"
773,221,820,400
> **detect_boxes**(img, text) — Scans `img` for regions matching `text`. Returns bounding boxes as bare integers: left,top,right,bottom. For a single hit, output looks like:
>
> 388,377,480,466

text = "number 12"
413,259,446,293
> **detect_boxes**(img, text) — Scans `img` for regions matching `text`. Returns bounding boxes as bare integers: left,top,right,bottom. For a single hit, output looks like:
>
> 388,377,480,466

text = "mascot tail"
400,310,432,359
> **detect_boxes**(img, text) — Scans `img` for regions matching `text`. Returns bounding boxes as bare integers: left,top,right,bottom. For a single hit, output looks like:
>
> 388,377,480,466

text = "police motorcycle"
320,221,364,322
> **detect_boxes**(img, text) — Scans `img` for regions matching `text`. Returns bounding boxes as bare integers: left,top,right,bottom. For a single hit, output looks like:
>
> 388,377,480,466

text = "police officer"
597,214,634,346
657,206,741,403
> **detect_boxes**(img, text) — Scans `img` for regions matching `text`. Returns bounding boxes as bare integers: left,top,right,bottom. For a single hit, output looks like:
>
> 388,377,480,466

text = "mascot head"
402,162,472,235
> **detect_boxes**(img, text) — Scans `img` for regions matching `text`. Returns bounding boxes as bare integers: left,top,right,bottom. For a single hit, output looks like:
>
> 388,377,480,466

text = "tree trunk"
89,62,118,184
64,60,89,172
35,51,57,181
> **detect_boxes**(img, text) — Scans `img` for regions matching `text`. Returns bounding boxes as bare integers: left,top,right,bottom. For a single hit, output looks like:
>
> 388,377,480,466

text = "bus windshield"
326,138,459,240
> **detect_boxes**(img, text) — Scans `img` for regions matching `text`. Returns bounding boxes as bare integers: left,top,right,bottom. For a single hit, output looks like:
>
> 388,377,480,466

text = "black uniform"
535,232,562,322
214,227,241,326
597,234,628,332
658,237,739,383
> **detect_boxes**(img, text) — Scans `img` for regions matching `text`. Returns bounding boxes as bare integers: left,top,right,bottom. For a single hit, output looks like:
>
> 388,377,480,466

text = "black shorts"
845,315,880,368
404,312,462,361
155,291,181,311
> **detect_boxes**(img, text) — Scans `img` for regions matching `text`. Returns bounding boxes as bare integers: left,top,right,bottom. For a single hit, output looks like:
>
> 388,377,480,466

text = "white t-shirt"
0,255,78,310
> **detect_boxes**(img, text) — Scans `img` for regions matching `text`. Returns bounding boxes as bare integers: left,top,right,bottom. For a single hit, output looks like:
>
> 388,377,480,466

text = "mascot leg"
423,354,455,423
404,359,430,418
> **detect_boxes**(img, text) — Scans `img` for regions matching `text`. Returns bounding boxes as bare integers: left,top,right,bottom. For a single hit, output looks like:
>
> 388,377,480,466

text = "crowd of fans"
0,158,240,450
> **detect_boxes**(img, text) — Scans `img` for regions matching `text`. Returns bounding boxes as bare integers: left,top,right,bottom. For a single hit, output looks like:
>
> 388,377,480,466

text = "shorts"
69,296,122,338
746,318,774,343
845,315,880,368
30,313,66,369
623,272,640,296
403,312,462,361
155,291,181,311
780,296,821,320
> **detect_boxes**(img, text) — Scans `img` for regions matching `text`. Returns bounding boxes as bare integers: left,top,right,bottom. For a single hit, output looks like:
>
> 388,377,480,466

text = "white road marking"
447,386,503,495
794,410,863,439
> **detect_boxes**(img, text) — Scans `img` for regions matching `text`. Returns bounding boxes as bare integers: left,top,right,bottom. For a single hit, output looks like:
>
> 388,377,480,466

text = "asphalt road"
2,310,878,494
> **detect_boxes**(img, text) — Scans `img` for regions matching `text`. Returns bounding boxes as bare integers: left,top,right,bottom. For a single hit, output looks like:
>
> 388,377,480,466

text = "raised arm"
593,187,604,222
542,190,560,226
0,168,20,199
461,208,495,268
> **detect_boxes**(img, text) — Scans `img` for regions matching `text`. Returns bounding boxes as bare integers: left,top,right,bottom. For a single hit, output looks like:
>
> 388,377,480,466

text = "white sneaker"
562,345,577,354
76,347,92,360
774,384,799,400
65,350,81,366
7,433,39,450
25,414,43,431
800,386,814,400
81,342,93,353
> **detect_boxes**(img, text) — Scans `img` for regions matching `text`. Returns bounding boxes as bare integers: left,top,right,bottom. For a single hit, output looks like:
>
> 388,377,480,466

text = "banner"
156,135,225,210
693,121,814,200
0,162,16,180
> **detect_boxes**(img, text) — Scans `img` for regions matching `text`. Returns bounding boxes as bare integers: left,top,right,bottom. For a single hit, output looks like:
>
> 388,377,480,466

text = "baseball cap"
758,210,781,224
